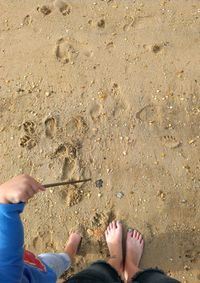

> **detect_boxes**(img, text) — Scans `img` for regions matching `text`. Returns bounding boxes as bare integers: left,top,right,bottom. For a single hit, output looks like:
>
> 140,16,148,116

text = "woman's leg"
65,220,124,283
123,228,180,283
124,228,144,282
105,220,123,275
38,232,81,279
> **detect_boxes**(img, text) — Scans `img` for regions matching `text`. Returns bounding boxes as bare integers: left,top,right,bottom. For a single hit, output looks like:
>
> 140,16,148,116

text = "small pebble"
116,192,124,199
45,91,51,97
98,192,102,198
95,179,103,188
188,139,195,144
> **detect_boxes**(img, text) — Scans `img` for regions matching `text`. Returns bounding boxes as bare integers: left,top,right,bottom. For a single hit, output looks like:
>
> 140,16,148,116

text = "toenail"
128,228,133,232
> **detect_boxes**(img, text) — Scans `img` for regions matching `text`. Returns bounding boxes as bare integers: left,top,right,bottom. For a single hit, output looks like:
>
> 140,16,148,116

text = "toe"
112,220,117,229
116,220,122,230
137,231,140,240
109,222,113,230
138,233,143,242
127,228,133,238
106,225,110,233
140,238,145,247
133,229,137,238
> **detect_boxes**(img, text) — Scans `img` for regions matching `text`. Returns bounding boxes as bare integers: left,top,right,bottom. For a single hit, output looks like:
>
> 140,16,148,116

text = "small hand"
0,174,45,204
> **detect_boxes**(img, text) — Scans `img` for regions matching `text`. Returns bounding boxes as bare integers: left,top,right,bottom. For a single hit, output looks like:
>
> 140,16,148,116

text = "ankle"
64,246,75,260
108,258,123,274
126,266,141,282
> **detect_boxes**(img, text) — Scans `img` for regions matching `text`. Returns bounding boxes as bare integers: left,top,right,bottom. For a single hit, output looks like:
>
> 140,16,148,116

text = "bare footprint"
53,143,77,159
55,38,78,64
89,103,103,122
61,157,76,180
123,16,136,32
44,117,56,138
22,15,31,26
160,135,181,149
58,185,83,207
136,104,158,123
66,116,88,136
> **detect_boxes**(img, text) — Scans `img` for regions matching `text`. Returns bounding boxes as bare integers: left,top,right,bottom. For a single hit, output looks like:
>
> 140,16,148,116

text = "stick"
43,178,92,189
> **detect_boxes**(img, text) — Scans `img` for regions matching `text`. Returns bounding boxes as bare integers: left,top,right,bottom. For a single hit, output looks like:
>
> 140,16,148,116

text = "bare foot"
105,220,123,274
64,232,82,260
124,229,144,282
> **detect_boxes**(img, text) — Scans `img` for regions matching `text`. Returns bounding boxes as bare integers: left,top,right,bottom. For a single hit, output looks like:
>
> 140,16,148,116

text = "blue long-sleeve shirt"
0,203,57,283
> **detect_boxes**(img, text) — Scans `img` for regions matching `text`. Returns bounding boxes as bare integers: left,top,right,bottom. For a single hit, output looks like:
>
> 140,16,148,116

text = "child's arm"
0,175,45,283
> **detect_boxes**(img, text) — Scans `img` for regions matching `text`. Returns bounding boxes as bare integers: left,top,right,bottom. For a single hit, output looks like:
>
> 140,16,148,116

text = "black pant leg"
66,260,123,283
131,269,181,283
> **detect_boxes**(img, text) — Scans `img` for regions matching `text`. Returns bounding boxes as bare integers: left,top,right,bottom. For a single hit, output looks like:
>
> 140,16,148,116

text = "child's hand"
0,175,45,204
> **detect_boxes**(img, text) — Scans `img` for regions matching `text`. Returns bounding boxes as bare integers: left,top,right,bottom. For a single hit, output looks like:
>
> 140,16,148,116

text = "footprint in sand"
23,121,36,135
97,19,105,28
55,38,79,64
44,117,56,138
89,104,103,122
58,185,83,207
61,157,76,180
160,135,181,149
66,116,88,137
20,135,36,149
53,143,77,159
52,142,79,180
53,0,71,15
123,16,136,32
38,5,52,16
19,121,37,149
136,104,158,123
22,15,31,26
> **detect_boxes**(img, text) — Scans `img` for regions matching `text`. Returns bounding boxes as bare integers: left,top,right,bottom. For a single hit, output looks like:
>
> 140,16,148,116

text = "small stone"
87,192,91,198
98,192,102,198
95,179,103,188
116,192,124,199
157,190,166,200
45,91,51,97
188,139,195,144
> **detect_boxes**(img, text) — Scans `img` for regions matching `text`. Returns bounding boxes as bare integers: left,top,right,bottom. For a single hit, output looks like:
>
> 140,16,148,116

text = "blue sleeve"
0,202,25,283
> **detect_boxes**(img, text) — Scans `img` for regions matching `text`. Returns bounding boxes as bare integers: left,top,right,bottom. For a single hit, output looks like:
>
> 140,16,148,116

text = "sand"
0,0,200,282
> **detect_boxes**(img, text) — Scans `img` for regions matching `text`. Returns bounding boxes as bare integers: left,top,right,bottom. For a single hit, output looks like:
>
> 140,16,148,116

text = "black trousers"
66,261,181,283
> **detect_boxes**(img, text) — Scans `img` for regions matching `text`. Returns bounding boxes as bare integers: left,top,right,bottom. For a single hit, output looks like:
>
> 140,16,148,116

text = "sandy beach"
0,0,200,282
